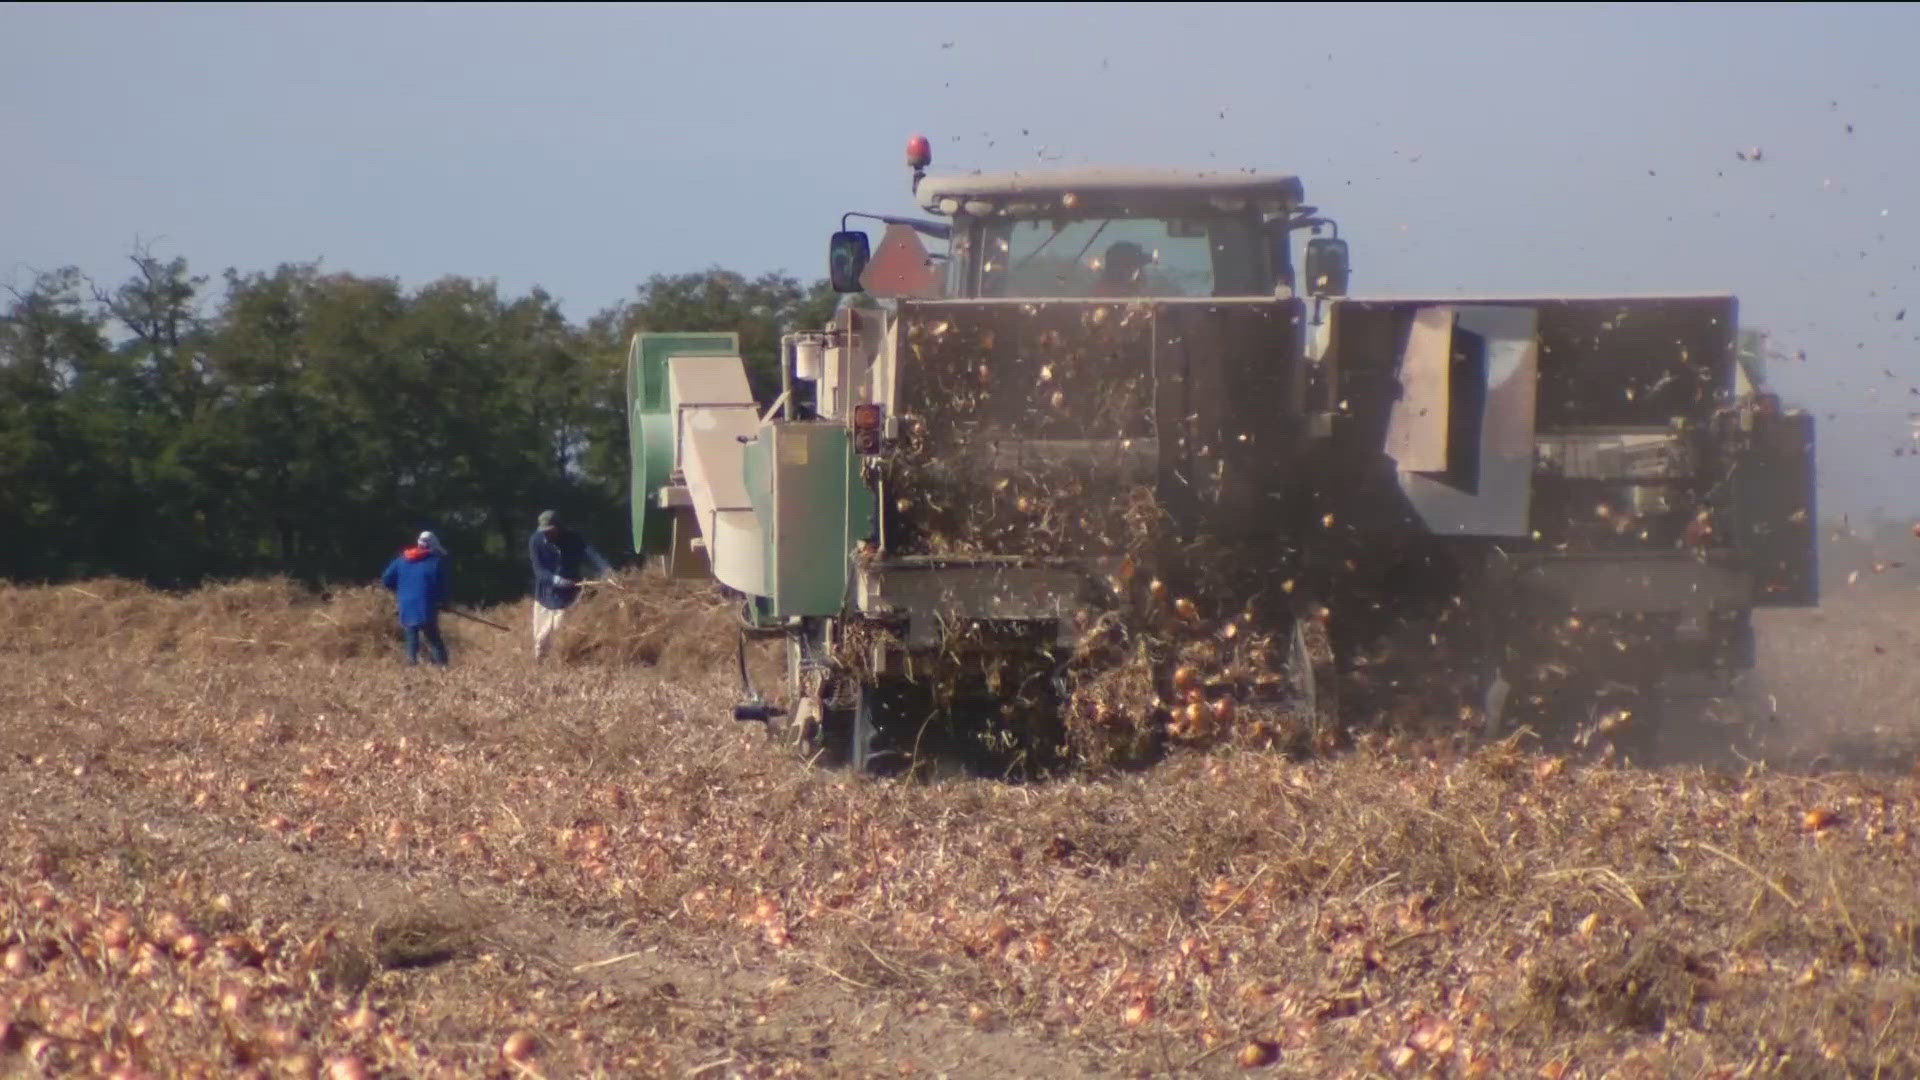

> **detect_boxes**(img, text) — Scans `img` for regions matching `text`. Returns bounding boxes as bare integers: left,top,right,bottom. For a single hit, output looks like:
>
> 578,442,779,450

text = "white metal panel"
1384,305,1453,473
667,356,755,463
1398,306,1539,537
667,355,766,595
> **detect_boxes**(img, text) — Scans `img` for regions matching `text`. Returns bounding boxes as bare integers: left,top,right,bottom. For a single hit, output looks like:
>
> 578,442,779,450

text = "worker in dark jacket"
528,509,613,660
381,530,450,667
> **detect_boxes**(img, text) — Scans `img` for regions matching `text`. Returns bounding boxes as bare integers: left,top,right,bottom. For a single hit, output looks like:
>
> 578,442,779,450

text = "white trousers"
532,602,569,659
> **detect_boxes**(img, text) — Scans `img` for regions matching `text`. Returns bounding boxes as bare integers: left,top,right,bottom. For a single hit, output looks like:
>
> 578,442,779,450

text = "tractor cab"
829,136,1350,304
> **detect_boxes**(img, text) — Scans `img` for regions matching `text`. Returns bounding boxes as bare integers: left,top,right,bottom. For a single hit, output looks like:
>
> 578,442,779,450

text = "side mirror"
1304,237,1350,298
829,231,871,294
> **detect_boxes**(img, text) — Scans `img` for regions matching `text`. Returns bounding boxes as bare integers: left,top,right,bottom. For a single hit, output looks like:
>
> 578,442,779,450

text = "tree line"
0,249,836,602
3,251,1798,605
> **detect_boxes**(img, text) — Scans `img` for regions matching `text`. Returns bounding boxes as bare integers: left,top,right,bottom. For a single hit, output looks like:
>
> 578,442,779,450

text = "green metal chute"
627,331,742,556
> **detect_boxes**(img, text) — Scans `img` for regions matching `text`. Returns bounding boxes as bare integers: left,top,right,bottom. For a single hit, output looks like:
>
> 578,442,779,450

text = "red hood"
402,545,432,562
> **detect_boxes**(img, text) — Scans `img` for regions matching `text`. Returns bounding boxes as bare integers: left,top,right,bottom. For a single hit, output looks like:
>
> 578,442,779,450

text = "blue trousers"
404,620,449,666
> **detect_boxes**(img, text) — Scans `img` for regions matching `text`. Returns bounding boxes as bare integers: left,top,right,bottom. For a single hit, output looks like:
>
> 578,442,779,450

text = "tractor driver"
1095,241,1153,297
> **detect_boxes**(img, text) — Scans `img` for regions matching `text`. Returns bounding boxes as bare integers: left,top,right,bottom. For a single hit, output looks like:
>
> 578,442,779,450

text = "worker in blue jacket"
381,530,450,667
529,509,613,660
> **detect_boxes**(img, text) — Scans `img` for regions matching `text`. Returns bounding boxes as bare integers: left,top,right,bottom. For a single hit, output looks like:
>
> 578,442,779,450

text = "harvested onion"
501,1032,538,1063
1238,1039,1279,1068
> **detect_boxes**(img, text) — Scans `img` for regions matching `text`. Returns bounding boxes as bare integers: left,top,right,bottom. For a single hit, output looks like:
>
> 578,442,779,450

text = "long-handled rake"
441,606,511,632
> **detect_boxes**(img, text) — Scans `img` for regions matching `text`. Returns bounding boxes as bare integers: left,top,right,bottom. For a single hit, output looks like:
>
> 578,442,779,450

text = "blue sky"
5,2,1918,516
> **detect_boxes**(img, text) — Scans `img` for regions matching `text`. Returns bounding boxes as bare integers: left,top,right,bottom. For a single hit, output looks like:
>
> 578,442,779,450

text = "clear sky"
5,2,1918,518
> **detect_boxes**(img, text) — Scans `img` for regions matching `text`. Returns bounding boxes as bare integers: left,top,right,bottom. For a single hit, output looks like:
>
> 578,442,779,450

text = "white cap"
417,531,445,554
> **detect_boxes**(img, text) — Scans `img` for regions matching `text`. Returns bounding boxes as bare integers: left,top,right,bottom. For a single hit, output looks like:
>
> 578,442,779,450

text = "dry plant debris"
2,574,1918,1077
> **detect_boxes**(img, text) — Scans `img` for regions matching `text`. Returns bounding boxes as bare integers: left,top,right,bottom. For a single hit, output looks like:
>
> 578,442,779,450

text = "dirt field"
1740,531,1920,776
3,570,1920,1079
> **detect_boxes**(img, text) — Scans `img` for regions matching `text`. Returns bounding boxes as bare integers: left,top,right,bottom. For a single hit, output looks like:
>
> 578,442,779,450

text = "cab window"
974,215,1264,298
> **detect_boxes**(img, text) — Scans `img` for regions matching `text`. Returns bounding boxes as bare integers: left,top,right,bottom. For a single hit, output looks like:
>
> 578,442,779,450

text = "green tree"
205,262,398,574
0,269,113,579
3,249,837,601
209,266,595,598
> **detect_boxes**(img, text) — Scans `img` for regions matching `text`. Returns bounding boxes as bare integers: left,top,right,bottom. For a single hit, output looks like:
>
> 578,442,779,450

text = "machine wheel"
812,652,1069,781
1288,614,1340,741
1480,666,1514,738
1724,611,1757,672
977,661,1070,780
852,681,899,777
1577,680,1654,758
806,670,861,771
819,676,918,778
1492,666,1591,752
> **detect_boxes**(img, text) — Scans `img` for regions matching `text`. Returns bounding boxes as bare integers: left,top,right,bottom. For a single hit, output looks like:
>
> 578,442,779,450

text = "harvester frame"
628,136,1818,776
